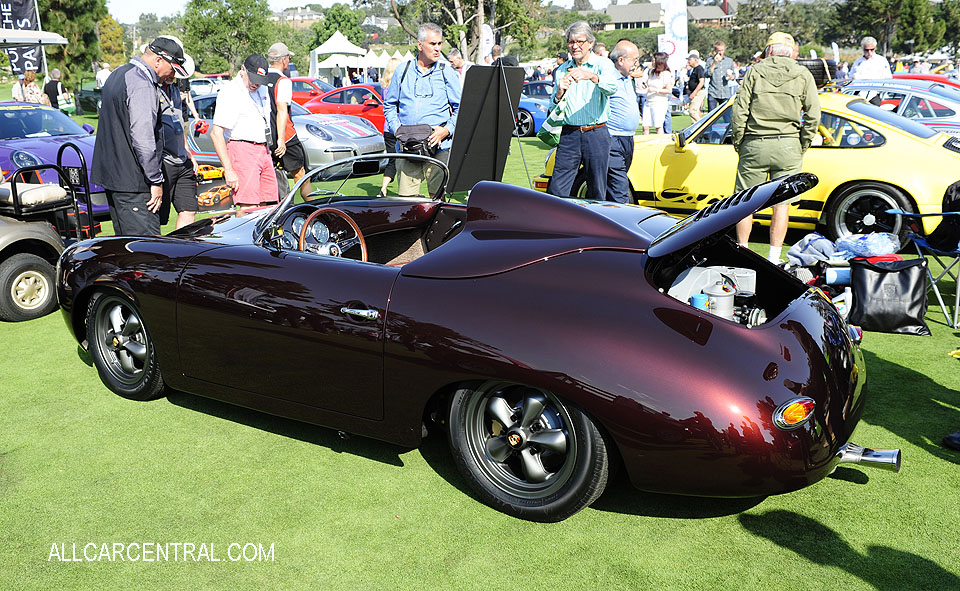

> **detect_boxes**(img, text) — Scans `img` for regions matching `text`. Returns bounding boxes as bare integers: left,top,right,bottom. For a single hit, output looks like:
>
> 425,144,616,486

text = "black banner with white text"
2,0,43,74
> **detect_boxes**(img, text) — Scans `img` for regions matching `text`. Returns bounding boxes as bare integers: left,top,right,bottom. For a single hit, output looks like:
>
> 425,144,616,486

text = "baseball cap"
243,54,270,85
267,42,294,58
156,35,195,79
557,51,569,60
687,50,700,59
766,31,795,47
147,37,188,77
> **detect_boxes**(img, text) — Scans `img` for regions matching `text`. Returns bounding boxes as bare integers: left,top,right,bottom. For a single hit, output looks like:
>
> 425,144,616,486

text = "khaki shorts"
734,136,803,203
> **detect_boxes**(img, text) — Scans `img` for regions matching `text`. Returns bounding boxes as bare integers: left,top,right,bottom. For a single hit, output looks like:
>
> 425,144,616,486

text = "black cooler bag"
849,258,931,336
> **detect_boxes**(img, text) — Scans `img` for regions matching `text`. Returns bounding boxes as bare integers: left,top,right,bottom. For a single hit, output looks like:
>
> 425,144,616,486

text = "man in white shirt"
266,41,309,200
11,74,24,101
211,54,278,213
96,62,112,88
448,49,471,89
850,36,892,79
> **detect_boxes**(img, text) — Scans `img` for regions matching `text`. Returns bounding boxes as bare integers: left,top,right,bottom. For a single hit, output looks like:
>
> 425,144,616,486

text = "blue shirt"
550,53,618,126
383,59,461,151
607,75,640,136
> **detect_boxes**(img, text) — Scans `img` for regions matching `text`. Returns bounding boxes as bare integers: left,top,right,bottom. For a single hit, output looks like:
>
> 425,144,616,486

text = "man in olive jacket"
731,31,820,263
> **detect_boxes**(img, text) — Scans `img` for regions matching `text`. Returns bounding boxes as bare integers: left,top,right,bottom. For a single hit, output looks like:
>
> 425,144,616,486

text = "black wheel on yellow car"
824,182,913,243
571,172,589,200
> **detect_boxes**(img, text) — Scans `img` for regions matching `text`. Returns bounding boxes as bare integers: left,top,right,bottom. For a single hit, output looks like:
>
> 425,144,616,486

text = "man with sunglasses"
850,36,891,80
93,37,189,236
548,21,617,201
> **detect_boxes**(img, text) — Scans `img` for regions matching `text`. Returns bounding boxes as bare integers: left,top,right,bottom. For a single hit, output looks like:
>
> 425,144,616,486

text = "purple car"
0,102,107,217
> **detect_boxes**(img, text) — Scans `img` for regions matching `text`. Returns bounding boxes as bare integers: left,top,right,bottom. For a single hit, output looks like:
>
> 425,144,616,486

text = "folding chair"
887,208,960,328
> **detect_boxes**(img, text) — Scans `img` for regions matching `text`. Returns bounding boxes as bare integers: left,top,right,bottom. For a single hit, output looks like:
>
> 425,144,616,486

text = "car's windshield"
846,98,939,138
0,104,87,139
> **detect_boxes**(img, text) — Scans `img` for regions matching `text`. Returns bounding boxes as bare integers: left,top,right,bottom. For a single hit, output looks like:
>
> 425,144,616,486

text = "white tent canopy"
392,50,403,60
309,31,367,77
0,30,66,49
401,51,414,61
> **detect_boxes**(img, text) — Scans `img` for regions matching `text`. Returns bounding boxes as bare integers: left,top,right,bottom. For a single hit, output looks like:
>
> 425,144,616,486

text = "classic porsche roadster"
57,154,900,521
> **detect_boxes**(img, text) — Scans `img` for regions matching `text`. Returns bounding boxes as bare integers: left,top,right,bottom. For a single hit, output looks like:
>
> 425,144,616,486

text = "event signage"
1,0,43,74
660,0,688,74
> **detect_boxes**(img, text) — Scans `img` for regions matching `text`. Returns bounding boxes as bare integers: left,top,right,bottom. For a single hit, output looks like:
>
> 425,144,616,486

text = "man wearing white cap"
92,37,190,235
731,31,820,263
266,41,309,200
685,50,705,122
96,62,112,88
156,36,200,229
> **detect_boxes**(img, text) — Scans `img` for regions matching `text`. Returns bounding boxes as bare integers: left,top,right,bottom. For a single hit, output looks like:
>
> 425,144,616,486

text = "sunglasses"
148,44,186,66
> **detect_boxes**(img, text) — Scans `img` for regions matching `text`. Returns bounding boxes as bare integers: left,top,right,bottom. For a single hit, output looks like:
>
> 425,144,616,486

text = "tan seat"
0,182,68,206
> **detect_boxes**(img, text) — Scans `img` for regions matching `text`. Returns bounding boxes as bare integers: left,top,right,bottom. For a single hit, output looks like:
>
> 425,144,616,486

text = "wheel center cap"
863,213,876,226
506,430,525,449
112,336,121,348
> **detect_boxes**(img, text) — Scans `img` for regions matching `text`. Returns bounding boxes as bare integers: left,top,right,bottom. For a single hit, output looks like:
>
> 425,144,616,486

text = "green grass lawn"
2,105,960,589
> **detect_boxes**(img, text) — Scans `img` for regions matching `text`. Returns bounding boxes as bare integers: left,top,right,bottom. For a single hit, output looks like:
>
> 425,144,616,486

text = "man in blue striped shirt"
606,40,641,204
548,21,618,201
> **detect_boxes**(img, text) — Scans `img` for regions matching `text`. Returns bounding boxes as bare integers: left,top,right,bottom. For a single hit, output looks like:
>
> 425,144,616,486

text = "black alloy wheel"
86,292,165,401
516,109,535,137
448,381,609,522
825,182,913,243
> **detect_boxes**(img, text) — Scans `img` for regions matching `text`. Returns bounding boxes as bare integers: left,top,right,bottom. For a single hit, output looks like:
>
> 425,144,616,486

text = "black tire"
823,182,913,243
448,381,609,522
796,58,837,88
0,253,58,322
86,292,165,401
516,109,535,137
571,171,589,200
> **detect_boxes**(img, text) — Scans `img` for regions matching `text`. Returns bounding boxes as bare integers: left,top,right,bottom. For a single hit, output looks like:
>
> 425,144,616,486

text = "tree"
311,3,366,47
99,15,127,67
730,0,784,62
937,0,960,59
895,0,943,53
836,0,945,55
572,0,593,11
40,0,108,82
183,0,272,74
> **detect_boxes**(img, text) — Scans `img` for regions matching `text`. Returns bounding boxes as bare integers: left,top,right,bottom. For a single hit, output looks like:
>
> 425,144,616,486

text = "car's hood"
293,113,379,139
1,133,95,160
648,173,819,258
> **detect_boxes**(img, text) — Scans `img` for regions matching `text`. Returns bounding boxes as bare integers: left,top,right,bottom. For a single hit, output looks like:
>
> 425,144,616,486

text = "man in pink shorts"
211,54,278,214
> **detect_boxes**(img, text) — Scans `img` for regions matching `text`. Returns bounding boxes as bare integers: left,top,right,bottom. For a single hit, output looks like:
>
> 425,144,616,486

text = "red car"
893,73,960,90
56,154,900,522
290,77,336,106
302,84,385,132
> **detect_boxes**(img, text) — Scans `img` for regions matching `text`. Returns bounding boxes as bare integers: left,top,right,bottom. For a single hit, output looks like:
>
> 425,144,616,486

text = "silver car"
839,79,960,135
188,94,385,169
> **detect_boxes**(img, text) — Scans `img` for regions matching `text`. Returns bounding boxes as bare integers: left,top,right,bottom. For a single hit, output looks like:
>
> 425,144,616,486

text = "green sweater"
731,56,821,153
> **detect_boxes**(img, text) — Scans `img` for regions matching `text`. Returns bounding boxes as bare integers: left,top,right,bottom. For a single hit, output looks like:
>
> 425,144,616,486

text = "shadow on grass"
165,391,408,466
590,476,765,518
417,430,482,502
740,510,960,589
860,348,960,466
76,345,92,367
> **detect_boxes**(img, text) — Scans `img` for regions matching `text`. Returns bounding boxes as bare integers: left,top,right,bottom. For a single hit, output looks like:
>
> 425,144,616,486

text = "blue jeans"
606,135,634,204
548,125,611,201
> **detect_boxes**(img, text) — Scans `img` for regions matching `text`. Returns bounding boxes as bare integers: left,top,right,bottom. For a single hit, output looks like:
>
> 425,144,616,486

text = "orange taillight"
774,398,816,430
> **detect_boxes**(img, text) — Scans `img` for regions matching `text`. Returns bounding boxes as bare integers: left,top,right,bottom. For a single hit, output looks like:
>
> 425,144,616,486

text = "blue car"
0,102,108,217
516,96,550,137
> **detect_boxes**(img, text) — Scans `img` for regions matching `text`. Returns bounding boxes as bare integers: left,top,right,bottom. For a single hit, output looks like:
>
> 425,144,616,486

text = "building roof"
603,4,664,23
688,5,733,20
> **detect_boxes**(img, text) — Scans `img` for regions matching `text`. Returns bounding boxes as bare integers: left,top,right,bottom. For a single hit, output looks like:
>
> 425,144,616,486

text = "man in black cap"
210,54,278,213
92,37,188,235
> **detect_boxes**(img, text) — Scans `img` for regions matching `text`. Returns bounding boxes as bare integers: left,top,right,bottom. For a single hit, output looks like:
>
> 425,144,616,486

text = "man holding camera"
704,41,735,111
383,23,461,197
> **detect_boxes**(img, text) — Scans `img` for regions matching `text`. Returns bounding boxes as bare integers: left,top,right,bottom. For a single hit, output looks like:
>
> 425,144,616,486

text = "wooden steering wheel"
298,207,368,262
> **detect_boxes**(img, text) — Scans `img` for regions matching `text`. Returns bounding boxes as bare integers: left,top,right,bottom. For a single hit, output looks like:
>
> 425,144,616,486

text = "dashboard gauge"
311,222,330,243
291,215,306,236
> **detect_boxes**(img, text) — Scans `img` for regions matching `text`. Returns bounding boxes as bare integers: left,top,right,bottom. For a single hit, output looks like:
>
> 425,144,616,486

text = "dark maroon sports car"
56,154,900,521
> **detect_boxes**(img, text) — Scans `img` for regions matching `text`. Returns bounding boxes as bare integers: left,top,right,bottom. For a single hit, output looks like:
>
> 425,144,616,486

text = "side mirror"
83,123,95,134
309,90,319,96
674,132,686,151
363,99,378,107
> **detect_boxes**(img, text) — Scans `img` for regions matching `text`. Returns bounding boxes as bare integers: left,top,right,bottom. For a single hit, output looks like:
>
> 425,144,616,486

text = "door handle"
341,307,379,321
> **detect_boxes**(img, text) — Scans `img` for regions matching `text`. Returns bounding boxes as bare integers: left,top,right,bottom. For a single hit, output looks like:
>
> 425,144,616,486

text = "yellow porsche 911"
534,93,960,240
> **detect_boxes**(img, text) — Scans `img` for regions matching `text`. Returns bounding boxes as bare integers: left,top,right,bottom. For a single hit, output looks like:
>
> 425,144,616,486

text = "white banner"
660,0,688,74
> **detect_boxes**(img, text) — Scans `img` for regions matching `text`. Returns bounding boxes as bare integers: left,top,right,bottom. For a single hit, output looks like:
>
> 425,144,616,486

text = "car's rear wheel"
0,253,58,322
86,292,165,401
516,109,535,137
824,182,913,243
448,381,609,522
571,171,590,199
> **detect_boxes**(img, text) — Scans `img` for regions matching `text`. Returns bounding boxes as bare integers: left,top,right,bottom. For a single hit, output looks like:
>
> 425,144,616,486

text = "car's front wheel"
448,381,610,522
515,109,535,137
86,292,165,401
824,182,913,242
0,253,58,322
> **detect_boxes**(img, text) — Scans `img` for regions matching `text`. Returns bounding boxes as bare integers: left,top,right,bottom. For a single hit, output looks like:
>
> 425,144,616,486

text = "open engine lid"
648,173,819,259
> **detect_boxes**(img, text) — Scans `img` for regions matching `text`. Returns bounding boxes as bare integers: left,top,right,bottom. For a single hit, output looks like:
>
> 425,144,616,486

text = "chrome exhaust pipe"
836,443,901,472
